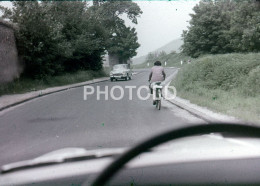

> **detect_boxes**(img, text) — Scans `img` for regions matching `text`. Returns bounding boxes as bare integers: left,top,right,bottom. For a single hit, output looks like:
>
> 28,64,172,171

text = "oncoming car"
110,64,132,81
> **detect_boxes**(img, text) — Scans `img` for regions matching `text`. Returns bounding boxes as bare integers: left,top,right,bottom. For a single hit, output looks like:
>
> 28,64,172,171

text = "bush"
175,53,260,93
182,1,260,58
243,66,260,96
1,1,105,78
171,53,260,123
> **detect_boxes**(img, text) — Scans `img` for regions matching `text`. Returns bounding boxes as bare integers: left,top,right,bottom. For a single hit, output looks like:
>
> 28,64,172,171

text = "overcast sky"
127,1,199,57
0,1,199,57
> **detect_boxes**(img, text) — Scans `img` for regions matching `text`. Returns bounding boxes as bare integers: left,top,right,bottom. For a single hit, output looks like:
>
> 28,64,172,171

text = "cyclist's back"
149,61,165,83
150,66,164,82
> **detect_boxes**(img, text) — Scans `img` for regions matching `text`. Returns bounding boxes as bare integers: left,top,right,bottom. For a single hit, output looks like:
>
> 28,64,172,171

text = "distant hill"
131,54,147,65
155,38,183,54
132,38,183,65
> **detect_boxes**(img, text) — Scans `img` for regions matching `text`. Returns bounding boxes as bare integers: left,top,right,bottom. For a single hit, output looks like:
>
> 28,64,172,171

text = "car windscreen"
0,1,259,181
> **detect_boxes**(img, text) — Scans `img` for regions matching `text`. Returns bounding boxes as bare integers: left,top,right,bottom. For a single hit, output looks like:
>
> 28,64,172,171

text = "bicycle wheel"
157,100,161,110
157,89,161,110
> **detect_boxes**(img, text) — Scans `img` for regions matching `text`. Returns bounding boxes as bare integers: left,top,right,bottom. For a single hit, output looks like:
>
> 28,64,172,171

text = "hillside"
131,54,147,65
132,38,183,65
134,52,191,69
155,38,183,54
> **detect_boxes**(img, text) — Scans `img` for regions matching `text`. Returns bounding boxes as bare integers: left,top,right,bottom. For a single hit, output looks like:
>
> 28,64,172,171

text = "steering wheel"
92,123,260,186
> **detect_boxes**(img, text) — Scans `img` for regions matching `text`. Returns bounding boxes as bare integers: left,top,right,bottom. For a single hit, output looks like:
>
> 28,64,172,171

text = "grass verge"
0,68,109,97
170,53,260,123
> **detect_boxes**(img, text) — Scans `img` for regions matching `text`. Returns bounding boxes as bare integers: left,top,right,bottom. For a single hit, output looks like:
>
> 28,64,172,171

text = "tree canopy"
181,0,260,58
89,1,142,63
0,1,142,78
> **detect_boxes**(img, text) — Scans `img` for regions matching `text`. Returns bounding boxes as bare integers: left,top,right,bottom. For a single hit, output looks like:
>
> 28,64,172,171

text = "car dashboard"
2,133,260,186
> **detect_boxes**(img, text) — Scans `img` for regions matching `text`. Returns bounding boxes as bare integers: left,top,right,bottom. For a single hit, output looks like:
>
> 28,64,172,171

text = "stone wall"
0,20,21,84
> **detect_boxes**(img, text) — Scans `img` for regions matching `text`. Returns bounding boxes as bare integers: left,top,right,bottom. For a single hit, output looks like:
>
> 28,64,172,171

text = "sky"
0,1,200,57
126,1,199,57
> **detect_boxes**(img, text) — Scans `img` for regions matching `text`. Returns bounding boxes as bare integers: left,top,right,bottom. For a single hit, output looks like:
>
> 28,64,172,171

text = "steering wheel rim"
92,123,260,186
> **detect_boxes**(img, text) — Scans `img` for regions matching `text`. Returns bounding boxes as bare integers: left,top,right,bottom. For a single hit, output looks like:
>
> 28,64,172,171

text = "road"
0,68,205,166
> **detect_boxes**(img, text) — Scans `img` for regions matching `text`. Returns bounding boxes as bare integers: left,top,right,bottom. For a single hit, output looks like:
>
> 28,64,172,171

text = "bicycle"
150,81,163,110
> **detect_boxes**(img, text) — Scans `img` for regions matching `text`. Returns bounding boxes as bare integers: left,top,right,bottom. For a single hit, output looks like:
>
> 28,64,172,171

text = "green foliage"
229,1,260,52
0,69,108,96
107,26,140,63
90,1,142,63
182,0,260,57
46,2,106,72
0,1,142,78
135,52,191,69
5,2,68,78
171,53,260,123
0,1,105,78
243,66,260,96
144,51,167,64
145,52,158,63
174,53,260,95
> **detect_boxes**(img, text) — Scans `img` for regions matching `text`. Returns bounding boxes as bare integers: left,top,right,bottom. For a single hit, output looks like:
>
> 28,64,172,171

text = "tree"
181,0,260,58
145,51,168,65
1,1,69,77
0,1,106,77
89,1,142,66
229,1,260,52
146,52,157,63
107,25,139,65
0,1,142,77
182,1,234,57
46,1,105,72
158,51,167,58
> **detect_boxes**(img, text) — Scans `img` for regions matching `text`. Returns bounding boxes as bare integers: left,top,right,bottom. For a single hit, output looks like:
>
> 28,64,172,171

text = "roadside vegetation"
0,69,109,96
167,0,260,123
171,53,260,123
134,51,192,69
182,0,260,57
0,1,141,94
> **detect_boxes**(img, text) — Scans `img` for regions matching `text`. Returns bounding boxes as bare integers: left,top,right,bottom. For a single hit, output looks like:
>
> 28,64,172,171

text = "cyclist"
148,61,166,105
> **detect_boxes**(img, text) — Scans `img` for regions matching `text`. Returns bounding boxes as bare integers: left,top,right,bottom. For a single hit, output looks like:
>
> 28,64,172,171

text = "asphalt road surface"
0,68,205,166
